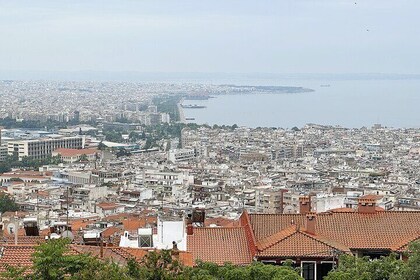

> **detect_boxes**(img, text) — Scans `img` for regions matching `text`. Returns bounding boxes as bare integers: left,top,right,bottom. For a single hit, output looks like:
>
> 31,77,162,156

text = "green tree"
0,193,19,213
129,131,140,142
324,253,406,280
0,162,11,173
32,238,93,280
98,141,106,151
78,154,88,162
400,241,420,280
70,259,132,280
187,261,302,280
0,264,27,280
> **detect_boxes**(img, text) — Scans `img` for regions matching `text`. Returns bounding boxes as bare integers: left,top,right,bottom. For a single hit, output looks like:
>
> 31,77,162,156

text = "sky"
0,0,419,75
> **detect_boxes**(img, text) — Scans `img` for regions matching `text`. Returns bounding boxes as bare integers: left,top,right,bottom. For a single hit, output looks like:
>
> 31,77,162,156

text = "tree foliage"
7,238,420,280
325,242,420,280
0,193,19,213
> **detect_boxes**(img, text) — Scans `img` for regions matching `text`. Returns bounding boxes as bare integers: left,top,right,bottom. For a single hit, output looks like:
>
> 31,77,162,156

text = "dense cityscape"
0,80,419,279
1,0,420,279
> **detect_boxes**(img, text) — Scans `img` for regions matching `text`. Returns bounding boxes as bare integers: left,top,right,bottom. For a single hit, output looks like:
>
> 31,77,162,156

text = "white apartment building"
168,148,196,163
7,136,84,160
0,145,7,162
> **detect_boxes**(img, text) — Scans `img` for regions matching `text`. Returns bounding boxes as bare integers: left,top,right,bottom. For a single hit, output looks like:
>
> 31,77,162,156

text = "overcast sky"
0,0,419,74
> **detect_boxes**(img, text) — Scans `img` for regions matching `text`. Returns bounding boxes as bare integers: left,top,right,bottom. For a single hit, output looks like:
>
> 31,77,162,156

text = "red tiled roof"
101,226,120,238
359,194,383,200
187,227,253,265
122,217,157,232
0,236,46,245
70,245,193,267
204,217,237,227
390,233,420,252
97,202,122,210
0,245,35,273
54,148,97,157
248,211,420,251
257,229,350,258
122,247,193,267
329,206,385,213
70,245,131,265
257,225,297,251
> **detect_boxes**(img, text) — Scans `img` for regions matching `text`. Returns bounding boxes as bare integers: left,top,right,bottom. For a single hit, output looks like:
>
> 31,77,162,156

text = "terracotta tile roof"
54,148,98,157
255,224,351,258
122,217,157,231
122,247,193,267
359,194,383,200
70,245,193,267
256,225,297,251
257,230,350,258
390,233,420,252
0,245,35,273
0,236,46,245
249,214,306,241
101,226,120,238
97,202,122,210
70,245,130,265
2,211,28,218
70,218,98,232
187,227,253,265
248,211,420,251
204,217,237,227
329,206,385,213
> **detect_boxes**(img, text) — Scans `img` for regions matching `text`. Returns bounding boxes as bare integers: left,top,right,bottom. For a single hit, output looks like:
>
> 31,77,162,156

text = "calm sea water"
182,79,420,128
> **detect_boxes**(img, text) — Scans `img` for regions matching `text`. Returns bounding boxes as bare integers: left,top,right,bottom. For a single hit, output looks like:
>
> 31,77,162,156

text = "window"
138,235,153,247
302,262,316,280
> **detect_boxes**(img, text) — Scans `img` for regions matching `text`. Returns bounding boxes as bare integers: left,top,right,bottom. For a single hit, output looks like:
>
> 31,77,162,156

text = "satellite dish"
61,230,74,241
50,233,60,239
6,223,16,235
283,205,294,214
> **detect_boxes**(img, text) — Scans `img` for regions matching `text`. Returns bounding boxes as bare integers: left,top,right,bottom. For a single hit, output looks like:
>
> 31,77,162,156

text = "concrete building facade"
7,137,84,160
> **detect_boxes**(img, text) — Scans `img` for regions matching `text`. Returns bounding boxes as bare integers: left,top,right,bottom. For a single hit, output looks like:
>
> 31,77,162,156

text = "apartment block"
7,136,84,160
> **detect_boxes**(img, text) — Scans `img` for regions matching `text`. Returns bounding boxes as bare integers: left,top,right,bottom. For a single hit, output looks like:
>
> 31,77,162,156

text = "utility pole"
66,185,69,229
36,190,39,225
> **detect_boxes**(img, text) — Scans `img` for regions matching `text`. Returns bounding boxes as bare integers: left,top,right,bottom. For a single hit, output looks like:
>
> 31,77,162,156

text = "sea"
181,78,420,129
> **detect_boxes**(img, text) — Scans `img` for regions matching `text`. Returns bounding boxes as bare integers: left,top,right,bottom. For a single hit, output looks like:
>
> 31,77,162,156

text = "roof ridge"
298,229,351,253
256,225,297,251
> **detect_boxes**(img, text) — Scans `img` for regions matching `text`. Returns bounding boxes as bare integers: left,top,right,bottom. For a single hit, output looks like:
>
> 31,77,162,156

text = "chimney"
186,214,194,235
358,197,376,214
299,196,311,214
172,241,180,259
186,224,194,235
305,213,316,235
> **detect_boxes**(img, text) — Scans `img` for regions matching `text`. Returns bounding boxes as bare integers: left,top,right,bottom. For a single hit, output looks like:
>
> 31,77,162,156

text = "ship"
181,104,206,109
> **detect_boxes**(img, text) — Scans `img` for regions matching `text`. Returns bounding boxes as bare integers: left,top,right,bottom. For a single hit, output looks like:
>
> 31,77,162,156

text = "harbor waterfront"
181,79,420,128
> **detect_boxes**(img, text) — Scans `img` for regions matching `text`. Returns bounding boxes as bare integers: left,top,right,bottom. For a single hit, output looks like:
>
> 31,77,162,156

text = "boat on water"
185,117,195,121
320,84,331,87
181,104,206,109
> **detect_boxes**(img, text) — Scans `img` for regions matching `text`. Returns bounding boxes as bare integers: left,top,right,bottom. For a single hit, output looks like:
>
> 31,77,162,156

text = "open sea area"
181,77,420,128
